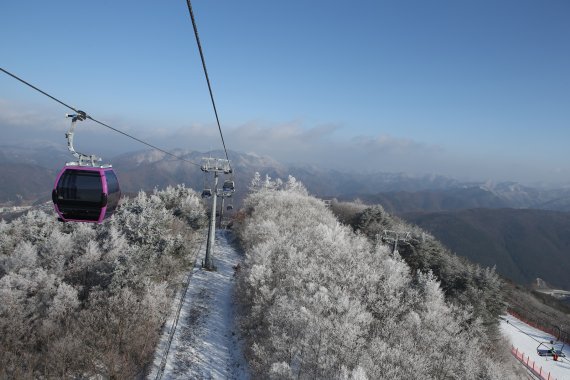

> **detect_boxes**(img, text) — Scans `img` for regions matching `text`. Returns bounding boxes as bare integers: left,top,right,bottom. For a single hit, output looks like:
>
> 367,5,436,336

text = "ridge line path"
149,230,249,380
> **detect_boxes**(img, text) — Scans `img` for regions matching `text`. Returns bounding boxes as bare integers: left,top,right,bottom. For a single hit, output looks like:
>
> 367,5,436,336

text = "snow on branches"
235,176,518,379
0,185,206,378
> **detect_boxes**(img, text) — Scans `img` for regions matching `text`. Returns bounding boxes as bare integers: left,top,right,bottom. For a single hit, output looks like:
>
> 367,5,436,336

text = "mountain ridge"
3,145,570,212
401,208,570,290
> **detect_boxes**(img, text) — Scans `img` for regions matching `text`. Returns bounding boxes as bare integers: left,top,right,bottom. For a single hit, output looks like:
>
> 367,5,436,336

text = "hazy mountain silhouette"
401,208,570,290
0,163,54,204
351,182,570,214
3,145,570,213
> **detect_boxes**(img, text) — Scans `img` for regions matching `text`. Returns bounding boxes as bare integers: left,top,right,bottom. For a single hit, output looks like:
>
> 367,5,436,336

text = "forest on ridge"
234,175,521,379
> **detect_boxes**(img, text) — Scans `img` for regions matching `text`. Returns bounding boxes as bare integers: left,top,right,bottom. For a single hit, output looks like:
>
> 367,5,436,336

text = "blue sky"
1,0,569,184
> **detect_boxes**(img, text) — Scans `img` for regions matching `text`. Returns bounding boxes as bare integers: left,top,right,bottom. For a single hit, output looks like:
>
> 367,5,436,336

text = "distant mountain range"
0,163,55,204
401,208,570,290
351,183,570,214
89,149,570,213
3,144,570,212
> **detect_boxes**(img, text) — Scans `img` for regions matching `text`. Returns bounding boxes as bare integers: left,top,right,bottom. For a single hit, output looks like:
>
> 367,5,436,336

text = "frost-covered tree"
0,185,206,378
235,176,519,379
284,175,308,195
331,200,505,338
249,171,262,192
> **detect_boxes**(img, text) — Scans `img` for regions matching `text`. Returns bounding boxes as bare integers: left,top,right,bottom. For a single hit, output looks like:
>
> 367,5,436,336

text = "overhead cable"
184,0,231,166
0,67,201,167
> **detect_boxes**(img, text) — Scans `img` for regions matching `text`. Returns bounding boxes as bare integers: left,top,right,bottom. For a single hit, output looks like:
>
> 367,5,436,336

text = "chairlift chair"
201,188,212,198
537,341,566,358
222,179,235,193
226,194,234,211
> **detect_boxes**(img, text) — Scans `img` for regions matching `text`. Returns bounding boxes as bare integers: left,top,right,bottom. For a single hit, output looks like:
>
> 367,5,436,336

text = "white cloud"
350,134,443,154
0,99,565,185
0,99,62,129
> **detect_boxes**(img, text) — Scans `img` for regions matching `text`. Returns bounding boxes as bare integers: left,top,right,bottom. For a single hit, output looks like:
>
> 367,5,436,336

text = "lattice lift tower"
201,157,233,270
380,230,412,255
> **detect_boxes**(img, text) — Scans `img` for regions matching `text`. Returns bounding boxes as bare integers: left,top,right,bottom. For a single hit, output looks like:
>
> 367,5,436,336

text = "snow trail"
501,314,570,380
149,230,249,380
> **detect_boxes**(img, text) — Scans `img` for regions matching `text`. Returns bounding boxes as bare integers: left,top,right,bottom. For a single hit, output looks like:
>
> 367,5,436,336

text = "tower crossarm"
201,157,232,173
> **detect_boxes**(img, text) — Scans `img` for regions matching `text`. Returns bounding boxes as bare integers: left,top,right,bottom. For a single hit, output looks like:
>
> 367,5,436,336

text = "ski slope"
501,314,570,380
149,230,249,380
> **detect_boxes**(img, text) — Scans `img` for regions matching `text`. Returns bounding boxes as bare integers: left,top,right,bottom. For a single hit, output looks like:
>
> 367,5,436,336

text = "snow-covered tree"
0,185,206,378
284,175,308,195
249,171,262,192
235,175,518,379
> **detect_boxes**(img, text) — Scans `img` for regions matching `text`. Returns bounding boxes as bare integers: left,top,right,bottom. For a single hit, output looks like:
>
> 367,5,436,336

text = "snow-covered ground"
148,230,249,380
501,314,570,380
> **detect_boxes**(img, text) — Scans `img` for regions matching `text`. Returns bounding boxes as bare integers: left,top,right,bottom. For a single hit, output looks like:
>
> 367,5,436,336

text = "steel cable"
0,67,201,167
184,0,231,168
